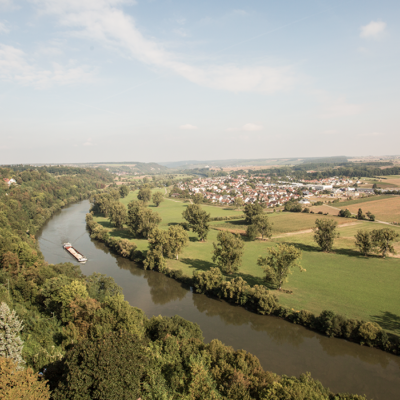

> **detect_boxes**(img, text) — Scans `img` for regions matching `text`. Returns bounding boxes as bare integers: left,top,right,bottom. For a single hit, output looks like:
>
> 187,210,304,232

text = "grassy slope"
94,190,400,335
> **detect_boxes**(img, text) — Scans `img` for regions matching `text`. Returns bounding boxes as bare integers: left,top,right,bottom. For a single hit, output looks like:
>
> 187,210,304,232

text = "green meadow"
94,189,400,335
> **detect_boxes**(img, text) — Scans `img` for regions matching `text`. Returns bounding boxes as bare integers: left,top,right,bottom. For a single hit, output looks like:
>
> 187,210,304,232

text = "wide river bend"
37,201,400,399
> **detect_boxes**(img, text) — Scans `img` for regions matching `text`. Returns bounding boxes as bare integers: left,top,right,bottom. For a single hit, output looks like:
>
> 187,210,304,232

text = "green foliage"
357,208,365,220
246,224,258,241
182,204,211,241
193,267,224,295
119,185,129,198
193,192,204,204
354,230,373,256
338,209,352,218
371,228,399,258
258,244,303,289
127,200,162,238
247,285,278,315
137,187,152,203
313,219,339,252
212,231,244,274
108,201,127,229
243,203,263,224
152,191,164,207
253,213,272,239
50,331,150,400
284,201,302,212
166,225,189,260
0,302,25,369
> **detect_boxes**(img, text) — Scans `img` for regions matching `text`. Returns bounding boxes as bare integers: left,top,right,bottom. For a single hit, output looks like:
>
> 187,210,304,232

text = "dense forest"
0,166,367,399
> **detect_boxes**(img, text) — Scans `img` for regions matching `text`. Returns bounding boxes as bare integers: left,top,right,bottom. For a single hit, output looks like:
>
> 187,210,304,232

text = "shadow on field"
180,258,214,271
109,229,132,240
225,220,246,226
371,311,400,335
98,220,113,229
285,241,364,258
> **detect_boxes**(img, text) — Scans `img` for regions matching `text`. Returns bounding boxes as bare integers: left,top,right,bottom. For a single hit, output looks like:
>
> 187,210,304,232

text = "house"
298,198,311,205
3,178,16,186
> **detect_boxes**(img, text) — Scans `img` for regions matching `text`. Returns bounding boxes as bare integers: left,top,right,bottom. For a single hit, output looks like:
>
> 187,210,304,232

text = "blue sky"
0,0,399,164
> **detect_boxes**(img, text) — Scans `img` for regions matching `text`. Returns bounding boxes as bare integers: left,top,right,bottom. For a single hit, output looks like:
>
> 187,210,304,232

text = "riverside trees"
144,225,189,270
182,204,211,241
127,200,161,238
212,231,244,274
257,244,303,289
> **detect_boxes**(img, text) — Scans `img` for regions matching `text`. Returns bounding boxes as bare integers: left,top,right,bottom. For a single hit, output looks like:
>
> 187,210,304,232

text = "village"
172,174,376,208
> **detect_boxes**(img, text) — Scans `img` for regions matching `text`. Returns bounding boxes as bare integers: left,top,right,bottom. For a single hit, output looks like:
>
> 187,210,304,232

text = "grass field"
361,175,400,189
93,189,400,335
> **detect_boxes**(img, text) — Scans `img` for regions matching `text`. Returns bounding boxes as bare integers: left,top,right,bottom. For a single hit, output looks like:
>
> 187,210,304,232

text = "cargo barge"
63,243,87,263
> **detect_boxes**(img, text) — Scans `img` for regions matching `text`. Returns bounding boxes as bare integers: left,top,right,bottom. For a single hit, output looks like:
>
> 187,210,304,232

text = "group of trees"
355,228,399,257
339,208,375,221
243,203,273,241
144,225,189,271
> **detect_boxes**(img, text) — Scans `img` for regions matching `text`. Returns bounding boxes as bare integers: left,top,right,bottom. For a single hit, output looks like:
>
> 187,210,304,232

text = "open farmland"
338,196,400,223
92,189,400,335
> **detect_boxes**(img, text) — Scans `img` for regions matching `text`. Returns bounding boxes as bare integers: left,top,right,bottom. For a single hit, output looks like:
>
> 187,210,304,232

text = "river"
37,200,400,399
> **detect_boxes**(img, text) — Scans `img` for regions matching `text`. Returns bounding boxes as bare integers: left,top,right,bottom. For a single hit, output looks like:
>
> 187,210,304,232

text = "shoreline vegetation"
86,189,400,357
0,165,370,398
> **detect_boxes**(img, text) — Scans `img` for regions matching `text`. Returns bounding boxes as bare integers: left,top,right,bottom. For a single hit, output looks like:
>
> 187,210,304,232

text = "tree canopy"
313,219,339,252
182,204,211,241
212,231,244,274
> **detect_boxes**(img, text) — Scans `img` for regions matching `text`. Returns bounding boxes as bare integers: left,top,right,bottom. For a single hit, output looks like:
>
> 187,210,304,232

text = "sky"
0,0,399,164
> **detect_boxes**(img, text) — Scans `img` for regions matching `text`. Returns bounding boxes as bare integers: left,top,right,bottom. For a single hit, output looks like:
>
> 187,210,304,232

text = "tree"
0,357,50,399
0,302,25,369
109,202,127,229
354,230,373,256
371,228,399,258
246,224,258,241
366,211,375,221
119,185,129,198
253,214,272,239
257,244,303,289
193,193,204,204
313,219,339,252
244,203,263,224
167,225,189,260
357,208,365,220
234,197,244,209
182,204,211,241
212,231,244,274
338,209,352,218
127,200,161,238
152,192,164,207
137,187,151,203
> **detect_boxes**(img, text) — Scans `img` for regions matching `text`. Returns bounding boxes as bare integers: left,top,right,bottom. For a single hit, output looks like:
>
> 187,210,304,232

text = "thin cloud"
243,123,263,131
317,92,362,119
227,123,263,132
360,21,387,39
0,22,9,33
180,124,198,130
0,43,94,87
33,0,297,93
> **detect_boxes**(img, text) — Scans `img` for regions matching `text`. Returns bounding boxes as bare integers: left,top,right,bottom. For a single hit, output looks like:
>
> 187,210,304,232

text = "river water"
37,200,400,399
